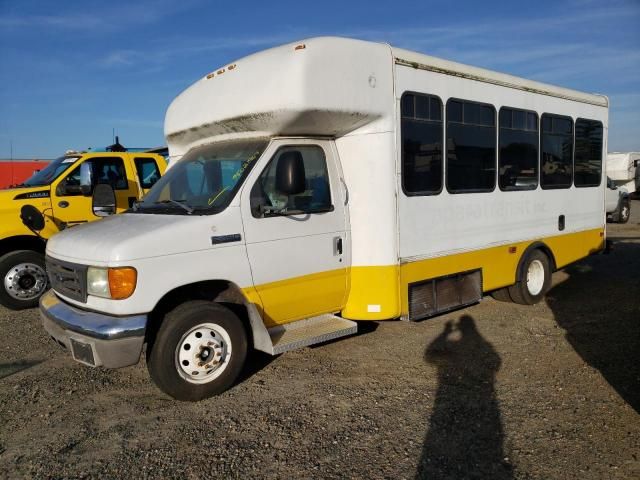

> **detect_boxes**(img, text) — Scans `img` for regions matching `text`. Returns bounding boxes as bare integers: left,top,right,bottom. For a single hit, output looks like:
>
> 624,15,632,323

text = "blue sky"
0,0,638,158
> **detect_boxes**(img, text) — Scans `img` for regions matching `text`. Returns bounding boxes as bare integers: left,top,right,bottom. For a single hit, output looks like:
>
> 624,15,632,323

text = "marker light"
108,267,137,300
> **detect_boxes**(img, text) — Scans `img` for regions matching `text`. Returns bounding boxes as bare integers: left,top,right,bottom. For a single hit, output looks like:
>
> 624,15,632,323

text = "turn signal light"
108,267,137,300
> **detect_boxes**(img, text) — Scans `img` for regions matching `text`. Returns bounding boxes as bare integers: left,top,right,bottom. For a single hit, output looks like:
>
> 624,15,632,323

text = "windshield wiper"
152,199,194,214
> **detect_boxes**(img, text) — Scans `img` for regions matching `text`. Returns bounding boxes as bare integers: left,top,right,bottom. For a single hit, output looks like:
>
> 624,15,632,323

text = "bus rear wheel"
508,249,551,305
146,300,248,401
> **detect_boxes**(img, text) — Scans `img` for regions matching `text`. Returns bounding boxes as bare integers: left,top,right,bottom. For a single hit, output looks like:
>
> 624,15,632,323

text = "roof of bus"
391,46,608,108
165,37,608,157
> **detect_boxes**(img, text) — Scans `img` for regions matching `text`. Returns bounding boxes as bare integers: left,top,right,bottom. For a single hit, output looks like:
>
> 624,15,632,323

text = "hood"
0,186,53,238
46,209,245,264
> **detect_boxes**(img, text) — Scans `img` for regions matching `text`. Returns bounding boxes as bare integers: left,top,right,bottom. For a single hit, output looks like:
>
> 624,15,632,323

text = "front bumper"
40,290,147,368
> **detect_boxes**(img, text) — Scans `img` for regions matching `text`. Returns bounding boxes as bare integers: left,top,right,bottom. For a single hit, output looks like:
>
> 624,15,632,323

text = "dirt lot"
1,202,639,479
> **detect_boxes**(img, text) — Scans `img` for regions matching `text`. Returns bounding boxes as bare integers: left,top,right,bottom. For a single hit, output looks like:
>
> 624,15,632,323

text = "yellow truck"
0,149,166,309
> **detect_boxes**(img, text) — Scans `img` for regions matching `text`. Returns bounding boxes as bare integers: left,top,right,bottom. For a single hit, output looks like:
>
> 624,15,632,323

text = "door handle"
334,236,343,255
58,201,69,208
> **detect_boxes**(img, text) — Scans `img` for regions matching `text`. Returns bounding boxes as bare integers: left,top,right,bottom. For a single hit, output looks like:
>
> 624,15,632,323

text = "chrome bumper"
40,290,147,368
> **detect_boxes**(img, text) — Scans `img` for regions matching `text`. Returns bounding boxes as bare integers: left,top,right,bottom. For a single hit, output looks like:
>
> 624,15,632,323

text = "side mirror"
80,162,93,196
92,184,116,217
275,151,306,195
20,205,45,232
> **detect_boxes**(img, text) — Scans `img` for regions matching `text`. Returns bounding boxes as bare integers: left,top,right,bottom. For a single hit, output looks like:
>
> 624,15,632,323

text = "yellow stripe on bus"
244,227,605,325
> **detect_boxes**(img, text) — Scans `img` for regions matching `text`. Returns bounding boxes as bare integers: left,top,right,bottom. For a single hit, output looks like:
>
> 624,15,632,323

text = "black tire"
507,249,551,305
618,199,630,224
0,250,48,310
147,300,248,401
491,287,513,303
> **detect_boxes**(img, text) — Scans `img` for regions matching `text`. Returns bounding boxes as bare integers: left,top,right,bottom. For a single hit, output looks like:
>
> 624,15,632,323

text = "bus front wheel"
146,300,248,401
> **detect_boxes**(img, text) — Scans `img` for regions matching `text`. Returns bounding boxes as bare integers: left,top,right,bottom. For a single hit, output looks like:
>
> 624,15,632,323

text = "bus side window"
540,114,573,189
401,92,443,196
499,107,538,191
446,99,496,194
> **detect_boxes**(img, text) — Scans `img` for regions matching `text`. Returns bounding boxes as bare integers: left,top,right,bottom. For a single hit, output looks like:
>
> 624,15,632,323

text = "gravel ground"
1,201,639,479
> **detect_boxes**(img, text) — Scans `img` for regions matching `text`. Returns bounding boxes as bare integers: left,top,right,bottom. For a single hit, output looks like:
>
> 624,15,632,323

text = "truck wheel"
618,199,630,224
0,250,48,310
507,249,551,305
147,300,248,401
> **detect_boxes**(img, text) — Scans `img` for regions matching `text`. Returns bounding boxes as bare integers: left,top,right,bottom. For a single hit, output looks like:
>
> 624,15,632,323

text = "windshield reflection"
23,156,80,187
135,139,267,215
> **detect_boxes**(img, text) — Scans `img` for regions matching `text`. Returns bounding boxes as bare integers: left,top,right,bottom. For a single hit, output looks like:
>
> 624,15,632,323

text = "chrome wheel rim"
175,323,232,384
4,262,48,301
621,205,629,220
526,259,545,296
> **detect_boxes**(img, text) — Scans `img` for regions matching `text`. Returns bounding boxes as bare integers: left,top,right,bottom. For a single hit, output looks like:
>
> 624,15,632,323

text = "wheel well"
145,280,254,347
515,242,557,282
0,236,46,258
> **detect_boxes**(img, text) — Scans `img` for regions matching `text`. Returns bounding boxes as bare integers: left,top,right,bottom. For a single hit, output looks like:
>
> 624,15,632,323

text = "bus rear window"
541,114,573,189
574,119,603,188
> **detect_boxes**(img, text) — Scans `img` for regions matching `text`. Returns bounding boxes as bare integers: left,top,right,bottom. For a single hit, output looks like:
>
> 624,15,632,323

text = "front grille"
46,256,88,303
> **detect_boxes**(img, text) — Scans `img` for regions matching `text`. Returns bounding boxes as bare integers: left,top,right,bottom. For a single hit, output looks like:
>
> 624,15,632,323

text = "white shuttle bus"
40,37,608,400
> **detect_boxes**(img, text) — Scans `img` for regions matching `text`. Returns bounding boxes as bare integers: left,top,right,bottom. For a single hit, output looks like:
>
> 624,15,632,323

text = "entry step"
268,314,357,355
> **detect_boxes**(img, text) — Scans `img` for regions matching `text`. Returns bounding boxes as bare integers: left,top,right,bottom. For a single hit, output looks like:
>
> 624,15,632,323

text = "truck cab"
0,150,166,309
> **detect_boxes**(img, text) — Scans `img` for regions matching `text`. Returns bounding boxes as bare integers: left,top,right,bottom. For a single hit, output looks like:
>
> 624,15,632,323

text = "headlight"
87,267,137,300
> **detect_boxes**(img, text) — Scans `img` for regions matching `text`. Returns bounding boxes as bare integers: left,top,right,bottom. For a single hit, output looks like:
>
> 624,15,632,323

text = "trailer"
0,159,51,189
607,152,639,195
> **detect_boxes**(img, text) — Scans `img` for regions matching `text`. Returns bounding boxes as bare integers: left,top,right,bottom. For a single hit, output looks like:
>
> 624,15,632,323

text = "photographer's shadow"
416,315,513,480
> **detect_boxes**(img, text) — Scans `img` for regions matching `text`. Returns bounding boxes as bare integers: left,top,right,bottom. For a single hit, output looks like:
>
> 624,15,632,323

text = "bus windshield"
23,156,80,187
135,139,267,215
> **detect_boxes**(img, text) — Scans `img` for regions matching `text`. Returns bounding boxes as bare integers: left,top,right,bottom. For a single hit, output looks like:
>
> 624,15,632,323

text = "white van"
41,37,608,401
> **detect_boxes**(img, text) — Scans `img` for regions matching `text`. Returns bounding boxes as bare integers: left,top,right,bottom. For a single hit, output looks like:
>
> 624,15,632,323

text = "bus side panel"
337,132,401,320
394,64,607,306
398,227,604,317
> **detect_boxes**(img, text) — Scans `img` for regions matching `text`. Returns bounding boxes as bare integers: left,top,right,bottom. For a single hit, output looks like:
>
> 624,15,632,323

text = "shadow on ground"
0,359,44,380
547,239,640,413
416,315,513,480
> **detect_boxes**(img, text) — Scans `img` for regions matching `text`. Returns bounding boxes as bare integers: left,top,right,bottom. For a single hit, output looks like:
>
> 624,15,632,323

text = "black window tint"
541,114,573,189
448,100,463,122
401,94,415,118
401,93,443,195
446,99,496,193
251,145,332,217
574,119,603,187
134,157,161,189
430,99,442,121
499,107,538,191
416,95,430,119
